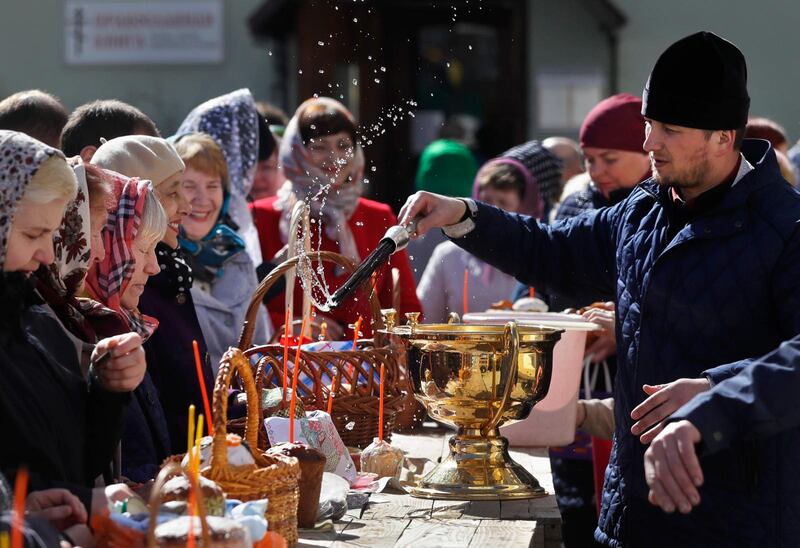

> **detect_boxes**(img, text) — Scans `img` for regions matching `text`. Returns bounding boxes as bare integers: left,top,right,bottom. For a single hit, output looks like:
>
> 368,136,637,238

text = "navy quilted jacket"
452,139,800,547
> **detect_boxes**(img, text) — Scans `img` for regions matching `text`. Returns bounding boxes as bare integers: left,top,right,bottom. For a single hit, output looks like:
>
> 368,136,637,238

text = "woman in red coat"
250,97,421,336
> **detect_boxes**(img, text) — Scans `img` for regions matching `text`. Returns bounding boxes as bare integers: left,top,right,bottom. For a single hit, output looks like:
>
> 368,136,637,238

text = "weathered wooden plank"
395,518,481,548
459,500,502,520
430,498,470,519
361,492,433,520
500,496,562,522
468,520,539,547
331,517,411,548
334,422,562,546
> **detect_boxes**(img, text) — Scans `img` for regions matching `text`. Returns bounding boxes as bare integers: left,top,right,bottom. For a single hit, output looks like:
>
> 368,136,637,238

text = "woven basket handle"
146,462,211,546
210,348,261,471
238,250,386,350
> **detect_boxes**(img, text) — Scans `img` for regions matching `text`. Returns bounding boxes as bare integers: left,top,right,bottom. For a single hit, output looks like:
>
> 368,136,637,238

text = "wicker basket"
94,462,209,548
145,461,212,547
205,347,301,545
234,250,416,449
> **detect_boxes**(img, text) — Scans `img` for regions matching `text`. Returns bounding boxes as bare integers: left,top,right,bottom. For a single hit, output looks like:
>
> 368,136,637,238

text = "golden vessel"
382,311,563,500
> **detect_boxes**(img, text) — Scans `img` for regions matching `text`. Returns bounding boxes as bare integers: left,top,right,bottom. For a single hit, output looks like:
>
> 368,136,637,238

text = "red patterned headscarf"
84,171,159,339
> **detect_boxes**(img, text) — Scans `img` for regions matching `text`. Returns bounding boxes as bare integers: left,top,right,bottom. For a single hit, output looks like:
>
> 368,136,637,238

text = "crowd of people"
1,28,799,547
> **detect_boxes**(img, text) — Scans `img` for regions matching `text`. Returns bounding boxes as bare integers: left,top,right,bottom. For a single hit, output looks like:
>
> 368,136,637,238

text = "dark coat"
452,140,800,547
86,293,173,484
138,267,215,455
0,276,128,513
119,372,171,483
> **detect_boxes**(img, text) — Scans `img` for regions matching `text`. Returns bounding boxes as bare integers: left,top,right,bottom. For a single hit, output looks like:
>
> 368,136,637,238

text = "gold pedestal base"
409,428,547,500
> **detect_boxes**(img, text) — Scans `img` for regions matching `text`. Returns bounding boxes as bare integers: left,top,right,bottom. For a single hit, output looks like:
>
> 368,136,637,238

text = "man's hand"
398,191,467,236
26,489,87,530
631,378,710,444
644,420,704,514
91,333,146,392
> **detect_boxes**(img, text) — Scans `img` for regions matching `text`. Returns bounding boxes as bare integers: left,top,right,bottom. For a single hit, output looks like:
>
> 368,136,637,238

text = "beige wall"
527,0,615,139
0,0,282,135
614,0,800,143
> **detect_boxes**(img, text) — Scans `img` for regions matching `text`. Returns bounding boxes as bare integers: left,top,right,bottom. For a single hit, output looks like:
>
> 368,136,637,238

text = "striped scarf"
84,172,159,340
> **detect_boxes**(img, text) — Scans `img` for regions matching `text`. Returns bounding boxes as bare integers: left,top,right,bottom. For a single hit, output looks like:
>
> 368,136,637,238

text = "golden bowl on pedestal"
382,313,563,500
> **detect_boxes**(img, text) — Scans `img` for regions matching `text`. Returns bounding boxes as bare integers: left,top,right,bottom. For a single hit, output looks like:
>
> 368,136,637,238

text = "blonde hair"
24,155,78,204
173,133,229,192
137,189,168,247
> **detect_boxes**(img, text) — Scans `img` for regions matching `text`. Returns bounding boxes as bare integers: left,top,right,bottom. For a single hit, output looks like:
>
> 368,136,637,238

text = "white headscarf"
275,97,365,263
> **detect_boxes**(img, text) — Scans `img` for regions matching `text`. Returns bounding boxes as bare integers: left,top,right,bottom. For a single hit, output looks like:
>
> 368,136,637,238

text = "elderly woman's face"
119,235,160,310
307,131,355,185
154,172,191,249
5,196,69,273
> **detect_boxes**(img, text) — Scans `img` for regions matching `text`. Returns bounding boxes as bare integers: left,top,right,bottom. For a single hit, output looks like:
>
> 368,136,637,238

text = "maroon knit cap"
579,93,646,154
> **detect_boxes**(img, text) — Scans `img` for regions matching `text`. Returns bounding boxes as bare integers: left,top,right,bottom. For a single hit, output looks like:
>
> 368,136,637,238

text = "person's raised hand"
91,333,146,392
398,191,467,237
644,420,703,514
26,489,87,530
631,378,710,444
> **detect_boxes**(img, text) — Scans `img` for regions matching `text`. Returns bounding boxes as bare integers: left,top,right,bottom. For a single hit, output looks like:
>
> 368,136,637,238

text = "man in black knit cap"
399,31,800,547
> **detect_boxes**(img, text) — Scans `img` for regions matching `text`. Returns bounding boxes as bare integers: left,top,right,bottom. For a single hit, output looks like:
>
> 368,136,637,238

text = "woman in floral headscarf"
251,97,421,336
35,161,113,368
84,174,173,483
0,130,146,519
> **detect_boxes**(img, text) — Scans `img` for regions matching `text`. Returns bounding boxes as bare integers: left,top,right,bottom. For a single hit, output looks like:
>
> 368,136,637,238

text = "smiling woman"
172,132,271,371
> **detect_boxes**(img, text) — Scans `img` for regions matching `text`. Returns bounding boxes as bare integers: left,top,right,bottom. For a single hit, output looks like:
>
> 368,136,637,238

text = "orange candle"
282,307,291,406
11,468,28,548
351,316,363,351
529,286,535,299
289,316,308,444
192,341,213,436
463,268,469,315
187,478,196,548
378,363,385,441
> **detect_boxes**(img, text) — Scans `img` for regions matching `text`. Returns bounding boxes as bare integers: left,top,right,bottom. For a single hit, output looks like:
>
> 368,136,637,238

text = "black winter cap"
642,31,750,130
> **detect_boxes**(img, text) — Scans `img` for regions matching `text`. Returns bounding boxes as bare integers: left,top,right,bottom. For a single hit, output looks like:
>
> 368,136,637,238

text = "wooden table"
298,423,562,547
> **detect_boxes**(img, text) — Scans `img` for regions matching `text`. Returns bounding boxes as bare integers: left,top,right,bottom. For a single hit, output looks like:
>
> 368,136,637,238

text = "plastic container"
463,311,598,447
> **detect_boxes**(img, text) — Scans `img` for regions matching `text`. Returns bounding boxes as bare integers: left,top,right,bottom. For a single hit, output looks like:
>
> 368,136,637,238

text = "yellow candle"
194,414,204,476
187,404,196,460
